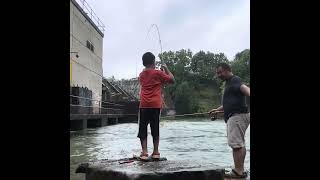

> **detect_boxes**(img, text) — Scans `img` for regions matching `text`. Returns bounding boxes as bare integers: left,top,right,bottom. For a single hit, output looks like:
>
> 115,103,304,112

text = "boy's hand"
161,64,168,70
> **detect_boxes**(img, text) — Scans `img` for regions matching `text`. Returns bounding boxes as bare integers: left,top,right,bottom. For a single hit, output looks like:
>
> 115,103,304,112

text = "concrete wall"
70,0,104,113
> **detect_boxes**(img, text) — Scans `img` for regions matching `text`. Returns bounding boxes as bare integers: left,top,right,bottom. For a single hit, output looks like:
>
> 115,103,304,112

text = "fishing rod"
160,111,224,118
147,24,163,67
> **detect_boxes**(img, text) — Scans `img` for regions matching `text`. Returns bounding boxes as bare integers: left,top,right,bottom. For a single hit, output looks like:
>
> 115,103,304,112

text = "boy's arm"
161,64,174,83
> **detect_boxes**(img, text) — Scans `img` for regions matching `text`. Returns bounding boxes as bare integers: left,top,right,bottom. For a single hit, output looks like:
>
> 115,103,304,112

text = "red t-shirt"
139,69,173,108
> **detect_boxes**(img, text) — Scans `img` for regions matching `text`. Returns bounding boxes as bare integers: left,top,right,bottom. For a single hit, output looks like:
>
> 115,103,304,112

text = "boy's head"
142,52,155,68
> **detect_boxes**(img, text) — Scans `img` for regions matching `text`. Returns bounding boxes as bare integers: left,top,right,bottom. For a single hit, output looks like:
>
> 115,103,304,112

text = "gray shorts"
227,113,250,149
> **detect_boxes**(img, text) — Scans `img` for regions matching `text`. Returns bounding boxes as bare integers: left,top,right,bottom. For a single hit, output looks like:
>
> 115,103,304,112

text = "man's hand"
208,109,218,116
208,106,224,116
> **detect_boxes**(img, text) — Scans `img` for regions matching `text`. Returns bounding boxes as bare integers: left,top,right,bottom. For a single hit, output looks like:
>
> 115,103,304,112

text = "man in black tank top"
209,63,250,178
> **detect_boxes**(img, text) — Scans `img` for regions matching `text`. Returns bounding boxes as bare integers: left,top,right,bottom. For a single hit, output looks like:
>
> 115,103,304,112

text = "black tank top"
222,75,248,122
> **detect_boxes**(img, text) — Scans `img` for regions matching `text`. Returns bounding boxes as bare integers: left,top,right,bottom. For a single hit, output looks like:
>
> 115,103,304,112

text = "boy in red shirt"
138,52,174,160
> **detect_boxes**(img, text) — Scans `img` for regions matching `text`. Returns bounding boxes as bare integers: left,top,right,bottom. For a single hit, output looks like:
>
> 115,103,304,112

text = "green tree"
174,81,198,114
157,49,193,101
191,51,229,81
231,49,250,85
151,49,250,115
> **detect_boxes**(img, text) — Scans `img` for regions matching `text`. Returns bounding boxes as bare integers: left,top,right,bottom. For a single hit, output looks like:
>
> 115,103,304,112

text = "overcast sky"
83,0,250,80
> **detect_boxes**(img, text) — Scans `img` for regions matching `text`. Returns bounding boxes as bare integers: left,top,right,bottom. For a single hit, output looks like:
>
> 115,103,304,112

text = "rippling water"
70,118,250,180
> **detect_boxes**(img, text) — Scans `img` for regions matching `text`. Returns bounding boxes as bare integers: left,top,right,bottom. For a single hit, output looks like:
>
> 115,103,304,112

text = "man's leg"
232,147,246,175
227,114,249,175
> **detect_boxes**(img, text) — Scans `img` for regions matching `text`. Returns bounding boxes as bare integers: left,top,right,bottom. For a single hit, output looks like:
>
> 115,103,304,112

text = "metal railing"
70,95,124,106
70,94,125,114
75,0,105,33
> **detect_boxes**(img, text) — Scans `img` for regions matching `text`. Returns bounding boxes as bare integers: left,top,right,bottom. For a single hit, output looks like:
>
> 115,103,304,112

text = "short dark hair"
216,62,231,72
142,52,155,66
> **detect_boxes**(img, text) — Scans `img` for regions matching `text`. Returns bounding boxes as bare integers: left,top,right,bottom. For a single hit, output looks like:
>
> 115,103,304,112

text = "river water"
70,118,250,180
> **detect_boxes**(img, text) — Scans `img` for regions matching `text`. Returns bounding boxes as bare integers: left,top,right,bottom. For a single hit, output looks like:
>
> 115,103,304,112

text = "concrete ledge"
76,158,225,180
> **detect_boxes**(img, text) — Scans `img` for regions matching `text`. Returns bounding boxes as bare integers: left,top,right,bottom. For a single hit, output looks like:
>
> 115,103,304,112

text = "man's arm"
209,106,223,113
208,105,224,116
240,84,250,96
